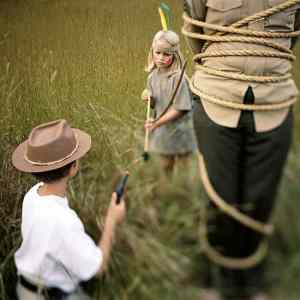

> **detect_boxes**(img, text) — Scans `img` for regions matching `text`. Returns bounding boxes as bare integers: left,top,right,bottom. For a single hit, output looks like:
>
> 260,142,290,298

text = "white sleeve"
55,216,103,281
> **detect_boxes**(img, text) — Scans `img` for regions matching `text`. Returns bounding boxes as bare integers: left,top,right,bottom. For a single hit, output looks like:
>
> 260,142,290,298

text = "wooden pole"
143,97,152,161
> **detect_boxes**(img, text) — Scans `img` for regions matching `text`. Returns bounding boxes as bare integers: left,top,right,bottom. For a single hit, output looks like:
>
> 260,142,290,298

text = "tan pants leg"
16,282,91,300
16,282,44,300
66,288,91,300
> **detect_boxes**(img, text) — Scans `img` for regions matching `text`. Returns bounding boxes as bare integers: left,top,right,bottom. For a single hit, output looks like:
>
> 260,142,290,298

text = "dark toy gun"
115,172,129,204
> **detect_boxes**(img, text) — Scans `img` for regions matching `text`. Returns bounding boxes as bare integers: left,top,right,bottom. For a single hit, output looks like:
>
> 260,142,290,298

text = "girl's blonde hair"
145,30,184,73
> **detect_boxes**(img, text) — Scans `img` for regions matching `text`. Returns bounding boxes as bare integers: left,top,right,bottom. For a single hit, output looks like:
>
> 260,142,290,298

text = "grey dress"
147,68,197,155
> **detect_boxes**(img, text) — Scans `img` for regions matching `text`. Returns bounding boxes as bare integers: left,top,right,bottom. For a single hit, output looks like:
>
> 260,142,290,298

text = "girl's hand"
145,96,155,108
141,90,155,107
144,118,158,132
148,96,155,108
141,89,150,102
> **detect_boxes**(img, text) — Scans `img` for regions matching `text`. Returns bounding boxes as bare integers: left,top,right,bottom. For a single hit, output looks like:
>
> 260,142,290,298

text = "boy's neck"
39,178,68,198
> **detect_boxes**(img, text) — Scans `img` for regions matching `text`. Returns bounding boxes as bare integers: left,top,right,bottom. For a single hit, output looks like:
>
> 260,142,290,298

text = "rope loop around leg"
197,152,271,269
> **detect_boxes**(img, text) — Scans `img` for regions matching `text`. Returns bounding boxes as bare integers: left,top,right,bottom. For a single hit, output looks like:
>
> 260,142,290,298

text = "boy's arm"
97,215,116,274
97,193,126,275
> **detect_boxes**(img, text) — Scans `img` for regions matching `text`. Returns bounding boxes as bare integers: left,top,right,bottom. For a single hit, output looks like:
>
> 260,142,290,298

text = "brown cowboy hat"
12,119,91,173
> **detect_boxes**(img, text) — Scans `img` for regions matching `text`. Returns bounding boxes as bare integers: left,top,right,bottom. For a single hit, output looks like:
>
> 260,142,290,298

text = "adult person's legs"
193,89,293,300
193,98,245,299
236,106,293,300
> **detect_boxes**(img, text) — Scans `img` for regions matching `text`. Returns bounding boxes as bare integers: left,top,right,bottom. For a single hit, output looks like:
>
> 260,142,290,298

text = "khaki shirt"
146,69,197,154
184,0,300,132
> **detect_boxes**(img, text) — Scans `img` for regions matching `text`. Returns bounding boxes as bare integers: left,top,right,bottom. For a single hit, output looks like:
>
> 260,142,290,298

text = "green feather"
159,2,171,31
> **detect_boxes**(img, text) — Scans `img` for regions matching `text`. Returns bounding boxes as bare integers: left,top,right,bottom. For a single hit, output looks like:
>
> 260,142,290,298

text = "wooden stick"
143,97,152,160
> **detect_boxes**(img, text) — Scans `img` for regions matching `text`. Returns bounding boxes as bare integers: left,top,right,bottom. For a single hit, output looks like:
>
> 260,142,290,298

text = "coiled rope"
182,0,300,109
197,152,270,269
188,81,297,110
183,1,300,268
198,153,273,236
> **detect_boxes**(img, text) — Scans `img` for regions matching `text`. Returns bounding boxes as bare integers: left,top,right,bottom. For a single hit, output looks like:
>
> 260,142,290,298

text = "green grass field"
1,1,300,299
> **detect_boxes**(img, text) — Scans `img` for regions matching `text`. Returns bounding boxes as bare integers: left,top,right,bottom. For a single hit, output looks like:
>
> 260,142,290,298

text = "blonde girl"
143,30,197,173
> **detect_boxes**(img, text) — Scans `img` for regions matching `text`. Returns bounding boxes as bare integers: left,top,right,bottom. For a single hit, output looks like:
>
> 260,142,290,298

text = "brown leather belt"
19,275,70,300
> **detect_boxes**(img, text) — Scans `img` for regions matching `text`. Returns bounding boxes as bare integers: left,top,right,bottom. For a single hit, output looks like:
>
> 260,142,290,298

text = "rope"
218,0,300,33
194,65,292,83
182,1,300,269
199,211,269,269
197,152,273,236
194,49,296,61
182,0,300,110
199,0,300,52
181,30,293,54
197,151,270,268
183,13,300,39
189,77,298,110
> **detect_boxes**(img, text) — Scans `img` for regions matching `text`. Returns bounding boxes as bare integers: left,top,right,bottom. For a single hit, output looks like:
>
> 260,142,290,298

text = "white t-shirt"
15,182,102,292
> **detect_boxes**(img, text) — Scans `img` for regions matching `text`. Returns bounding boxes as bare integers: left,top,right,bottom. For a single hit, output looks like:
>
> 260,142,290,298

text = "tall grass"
1,0,300,299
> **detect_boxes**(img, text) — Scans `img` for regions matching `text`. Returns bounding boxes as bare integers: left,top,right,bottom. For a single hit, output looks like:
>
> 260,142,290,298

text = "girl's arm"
145,107,186,132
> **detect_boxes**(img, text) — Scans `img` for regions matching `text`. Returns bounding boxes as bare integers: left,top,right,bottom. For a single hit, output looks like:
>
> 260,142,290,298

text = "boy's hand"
106,192,126,227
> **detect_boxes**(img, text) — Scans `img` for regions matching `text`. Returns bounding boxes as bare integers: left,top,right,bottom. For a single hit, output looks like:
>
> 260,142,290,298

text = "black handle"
115,173,129,204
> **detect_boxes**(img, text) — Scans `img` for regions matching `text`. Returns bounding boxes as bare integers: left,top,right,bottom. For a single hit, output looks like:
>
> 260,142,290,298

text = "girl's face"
153,49,174,69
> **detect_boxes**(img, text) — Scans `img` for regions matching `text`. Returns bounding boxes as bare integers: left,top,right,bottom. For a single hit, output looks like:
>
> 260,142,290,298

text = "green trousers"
193,87,293,299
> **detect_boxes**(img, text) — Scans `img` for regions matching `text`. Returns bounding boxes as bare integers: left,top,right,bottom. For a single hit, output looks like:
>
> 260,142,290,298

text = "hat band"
24,136,79,167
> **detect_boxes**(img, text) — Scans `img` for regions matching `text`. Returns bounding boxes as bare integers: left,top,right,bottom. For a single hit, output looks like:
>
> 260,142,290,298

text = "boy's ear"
69,161,78,177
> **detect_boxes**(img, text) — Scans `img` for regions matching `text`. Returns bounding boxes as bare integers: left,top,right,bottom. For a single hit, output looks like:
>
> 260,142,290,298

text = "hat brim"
12,128,91,173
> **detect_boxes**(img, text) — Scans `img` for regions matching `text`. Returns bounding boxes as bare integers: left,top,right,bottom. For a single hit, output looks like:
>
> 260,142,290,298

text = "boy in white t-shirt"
12,119,126,300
